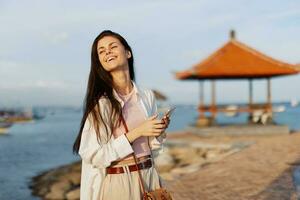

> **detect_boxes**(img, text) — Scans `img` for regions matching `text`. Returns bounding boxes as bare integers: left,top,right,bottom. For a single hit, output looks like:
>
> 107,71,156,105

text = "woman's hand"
134,114,167,137
125,114,167,143
162,114,170,129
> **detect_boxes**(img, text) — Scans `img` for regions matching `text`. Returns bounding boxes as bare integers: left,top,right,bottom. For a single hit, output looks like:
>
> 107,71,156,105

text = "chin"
106,64,123,72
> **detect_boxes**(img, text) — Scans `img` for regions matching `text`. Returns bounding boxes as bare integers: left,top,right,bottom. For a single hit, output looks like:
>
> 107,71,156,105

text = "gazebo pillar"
196,80,212,127
249,79,253,107
267,78,273,118
248,79,254,122
199,81,205,118
211,80,216,121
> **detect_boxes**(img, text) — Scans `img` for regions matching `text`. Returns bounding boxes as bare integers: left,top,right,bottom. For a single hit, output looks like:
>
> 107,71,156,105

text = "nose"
105,48,112,55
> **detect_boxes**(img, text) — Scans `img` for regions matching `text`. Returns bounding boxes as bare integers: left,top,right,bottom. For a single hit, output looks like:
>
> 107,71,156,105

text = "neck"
111,68,133,95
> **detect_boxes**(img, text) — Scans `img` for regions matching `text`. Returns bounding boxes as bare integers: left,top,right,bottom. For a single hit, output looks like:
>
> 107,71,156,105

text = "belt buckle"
140,159,150,169
140,161,146,169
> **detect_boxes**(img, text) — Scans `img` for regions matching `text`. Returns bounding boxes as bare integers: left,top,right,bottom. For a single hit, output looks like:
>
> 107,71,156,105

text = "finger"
152,127,165,132
148,130,161,136
163,116,170,124
162,120,168,127
152,119,164,124
154,124,166,129
146,132,161,137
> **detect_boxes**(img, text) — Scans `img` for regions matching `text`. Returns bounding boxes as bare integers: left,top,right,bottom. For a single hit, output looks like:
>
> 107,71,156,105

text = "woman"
73,30,170,200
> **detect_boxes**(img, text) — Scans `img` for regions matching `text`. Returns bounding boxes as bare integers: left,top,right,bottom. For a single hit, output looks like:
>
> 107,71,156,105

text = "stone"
178,156,206,167
64,172,81,185
170,163,202,176
204,149,222,159
159,173,174,181
45,190,65,200
46,180,71,199
66,188,80,200
154,150,175,173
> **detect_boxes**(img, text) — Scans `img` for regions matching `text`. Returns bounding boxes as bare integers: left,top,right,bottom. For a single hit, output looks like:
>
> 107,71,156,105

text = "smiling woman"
72,30,171,200
97,37,132,74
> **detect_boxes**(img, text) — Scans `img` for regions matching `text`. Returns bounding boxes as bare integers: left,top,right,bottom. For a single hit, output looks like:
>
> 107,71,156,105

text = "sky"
0,0,299,107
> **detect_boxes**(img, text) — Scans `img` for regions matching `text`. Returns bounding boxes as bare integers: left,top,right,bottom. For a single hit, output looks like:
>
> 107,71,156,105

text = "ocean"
0,103,299,200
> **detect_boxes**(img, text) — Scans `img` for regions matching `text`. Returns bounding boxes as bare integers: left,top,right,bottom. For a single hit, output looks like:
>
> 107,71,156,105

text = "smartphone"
163,107,176,118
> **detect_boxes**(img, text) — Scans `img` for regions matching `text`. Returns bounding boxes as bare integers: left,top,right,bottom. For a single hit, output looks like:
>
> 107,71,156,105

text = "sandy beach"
166,131,300,200
30,130,300,200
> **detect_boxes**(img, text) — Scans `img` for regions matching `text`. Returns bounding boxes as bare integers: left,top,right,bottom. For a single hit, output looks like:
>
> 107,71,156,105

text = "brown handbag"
120,115,173,200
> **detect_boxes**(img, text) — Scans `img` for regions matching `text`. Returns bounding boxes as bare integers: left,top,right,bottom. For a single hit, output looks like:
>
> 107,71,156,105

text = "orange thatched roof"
176,36,299,80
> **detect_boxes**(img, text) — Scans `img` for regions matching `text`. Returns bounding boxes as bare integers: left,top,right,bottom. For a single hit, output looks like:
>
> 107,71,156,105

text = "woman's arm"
78,100,134,169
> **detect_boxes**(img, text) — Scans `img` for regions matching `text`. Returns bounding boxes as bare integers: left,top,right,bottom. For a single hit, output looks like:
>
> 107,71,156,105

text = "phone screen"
164,107,176,117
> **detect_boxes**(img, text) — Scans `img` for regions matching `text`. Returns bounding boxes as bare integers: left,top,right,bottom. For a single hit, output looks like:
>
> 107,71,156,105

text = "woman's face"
97,36,131,72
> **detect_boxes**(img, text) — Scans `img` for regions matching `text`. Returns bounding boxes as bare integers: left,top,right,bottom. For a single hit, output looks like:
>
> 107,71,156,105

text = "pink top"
113,84,151,160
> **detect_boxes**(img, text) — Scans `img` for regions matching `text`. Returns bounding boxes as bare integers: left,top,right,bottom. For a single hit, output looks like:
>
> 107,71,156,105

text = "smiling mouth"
106,56,117,62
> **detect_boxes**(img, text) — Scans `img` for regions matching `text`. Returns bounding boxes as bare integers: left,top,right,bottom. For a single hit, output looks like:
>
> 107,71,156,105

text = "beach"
30,130,300,200
166,131,300,200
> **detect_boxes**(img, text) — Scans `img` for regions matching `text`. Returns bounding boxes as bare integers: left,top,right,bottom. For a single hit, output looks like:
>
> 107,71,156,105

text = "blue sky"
0,0,299,106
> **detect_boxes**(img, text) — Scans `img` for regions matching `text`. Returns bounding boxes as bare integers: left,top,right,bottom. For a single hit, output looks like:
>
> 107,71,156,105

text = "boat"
224,105,239,117
291,99,299,107
0,122,13,134
273,105,286,113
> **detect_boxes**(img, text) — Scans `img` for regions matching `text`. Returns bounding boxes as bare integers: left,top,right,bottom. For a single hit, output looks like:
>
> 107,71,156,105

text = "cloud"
42,31,69,45
265,9,300,20
0,59,83,90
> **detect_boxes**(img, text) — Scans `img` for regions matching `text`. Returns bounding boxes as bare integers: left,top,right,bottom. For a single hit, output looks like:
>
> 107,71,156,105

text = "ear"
127,51,132,59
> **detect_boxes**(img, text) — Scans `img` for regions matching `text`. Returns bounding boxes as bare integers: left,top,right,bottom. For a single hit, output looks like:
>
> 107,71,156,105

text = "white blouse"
78,81,166,200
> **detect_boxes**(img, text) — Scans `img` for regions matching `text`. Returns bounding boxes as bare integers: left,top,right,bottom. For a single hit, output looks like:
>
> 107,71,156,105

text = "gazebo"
175,30,300,126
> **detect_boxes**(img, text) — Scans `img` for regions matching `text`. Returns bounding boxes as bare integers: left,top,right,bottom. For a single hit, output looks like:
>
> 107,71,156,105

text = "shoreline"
30,131,300,200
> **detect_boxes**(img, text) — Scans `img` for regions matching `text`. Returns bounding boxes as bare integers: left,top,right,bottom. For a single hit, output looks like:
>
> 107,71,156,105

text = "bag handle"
120,115,149,200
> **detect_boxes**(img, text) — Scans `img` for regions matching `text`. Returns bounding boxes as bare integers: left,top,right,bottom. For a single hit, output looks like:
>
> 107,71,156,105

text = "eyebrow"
98,42,118,50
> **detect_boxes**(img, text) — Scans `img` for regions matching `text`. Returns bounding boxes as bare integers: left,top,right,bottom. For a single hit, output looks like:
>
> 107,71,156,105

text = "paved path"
165,132,300,200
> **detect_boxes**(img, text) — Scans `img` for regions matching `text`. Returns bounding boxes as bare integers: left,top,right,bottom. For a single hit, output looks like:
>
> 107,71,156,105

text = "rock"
169,147,203,166
204,149,222,159
46,180,71,199
70,162,81,172
178,156,206,167
170,163,202,176
30,161,81,199
168,147,193,157
35,185,49,197
61,172,81,185
45,191,64,200
66,188,80,200
159,173,174,181
154,150,175,173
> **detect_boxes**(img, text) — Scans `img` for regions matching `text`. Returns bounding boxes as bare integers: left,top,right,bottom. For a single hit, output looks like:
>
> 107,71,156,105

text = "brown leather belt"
106,159,152,174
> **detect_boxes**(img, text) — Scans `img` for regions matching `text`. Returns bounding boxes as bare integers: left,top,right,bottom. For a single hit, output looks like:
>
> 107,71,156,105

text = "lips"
106,56,117,62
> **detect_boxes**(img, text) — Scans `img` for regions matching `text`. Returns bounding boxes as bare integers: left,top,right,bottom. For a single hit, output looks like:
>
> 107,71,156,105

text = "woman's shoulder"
135,83,154,99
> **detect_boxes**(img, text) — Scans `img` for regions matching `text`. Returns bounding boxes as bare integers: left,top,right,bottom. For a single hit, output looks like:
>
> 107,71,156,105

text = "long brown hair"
73,30,135,154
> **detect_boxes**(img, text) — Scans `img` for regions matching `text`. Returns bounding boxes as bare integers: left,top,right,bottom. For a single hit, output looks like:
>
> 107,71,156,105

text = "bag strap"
120,115,148,200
